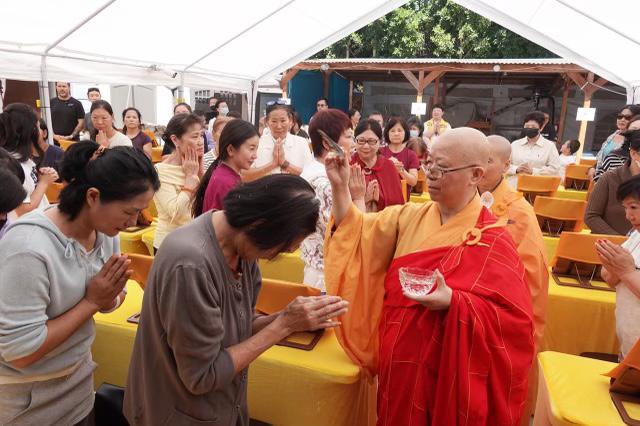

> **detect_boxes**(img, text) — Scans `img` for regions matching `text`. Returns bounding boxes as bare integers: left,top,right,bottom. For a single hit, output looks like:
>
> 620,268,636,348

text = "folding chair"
517,174,561,204
59,139,75,151
551,232,627,292
45,182,64,204
151,146,163,163
579,158,597,167
564,164,592,191
127,253,154,290
533,196,587,236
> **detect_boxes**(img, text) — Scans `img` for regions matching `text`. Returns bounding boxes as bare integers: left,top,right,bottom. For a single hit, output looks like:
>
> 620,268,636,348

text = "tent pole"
40,57,54,146
178,73,185,104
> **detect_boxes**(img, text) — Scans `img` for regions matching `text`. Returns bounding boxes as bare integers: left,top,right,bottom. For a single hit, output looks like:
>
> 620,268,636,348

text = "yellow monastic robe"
489,178,548,347
324,196,483,373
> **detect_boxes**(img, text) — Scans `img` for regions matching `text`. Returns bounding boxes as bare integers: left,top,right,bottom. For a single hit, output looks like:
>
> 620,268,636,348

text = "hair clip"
90,146,106,162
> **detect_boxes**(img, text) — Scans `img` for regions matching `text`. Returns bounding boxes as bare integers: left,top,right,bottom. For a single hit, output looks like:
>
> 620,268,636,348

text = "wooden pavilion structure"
280,58,615,158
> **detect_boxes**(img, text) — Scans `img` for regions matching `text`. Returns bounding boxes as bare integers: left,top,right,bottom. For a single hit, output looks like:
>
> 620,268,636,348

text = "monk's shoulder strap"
462,218,509,247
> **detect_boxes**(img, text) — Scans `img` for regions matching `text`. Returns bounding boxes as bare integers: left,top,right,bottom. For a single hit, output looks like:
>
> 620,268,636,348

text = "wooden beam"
293,62,587,74
419,70,444,92
433,76,441,104
279,68,299,98
322,70,333,99
576,73,595,162
557,79,570,143
401,70,420,91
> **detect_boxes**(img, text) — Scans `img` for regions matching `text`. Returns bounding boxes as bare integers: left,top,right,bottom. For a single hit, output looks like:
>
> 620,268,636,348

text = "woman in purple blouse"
192,120,259,216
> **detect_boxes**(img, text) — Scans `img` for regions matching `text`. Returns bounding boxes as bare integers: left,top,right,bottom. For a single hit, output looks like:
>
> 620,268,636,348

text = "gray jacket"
124,212,261,426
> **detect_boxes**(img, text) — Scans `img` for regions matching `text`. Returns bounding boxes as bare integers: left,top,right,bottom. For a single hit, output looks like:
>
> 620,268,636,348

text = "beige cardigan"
153,163,193,248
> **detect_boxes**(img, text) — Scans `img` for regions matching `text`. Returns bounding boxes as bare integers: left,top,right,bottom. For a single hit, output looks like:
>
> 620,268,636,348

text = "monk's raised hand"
402,270,452,310
349,164,366,201
325,152,350,188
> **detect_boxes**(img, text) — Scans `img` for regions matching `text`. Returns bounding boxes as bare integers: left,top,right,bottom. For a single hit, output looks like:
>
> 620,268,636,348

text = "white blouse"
616,230,640,357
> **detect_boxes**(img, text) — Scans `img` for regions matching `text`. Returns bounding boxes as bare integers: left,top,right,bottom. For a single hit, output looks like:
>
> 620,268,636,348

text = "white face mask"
219,106,229,116
409,129,419,138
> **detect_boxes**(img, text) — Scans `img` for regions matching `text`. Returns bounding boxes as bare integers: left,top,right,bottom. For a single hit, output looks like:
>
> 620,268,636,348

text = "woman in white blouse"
243,102,313,181
506,110,561,188
90,101,133,149
597,174,640,357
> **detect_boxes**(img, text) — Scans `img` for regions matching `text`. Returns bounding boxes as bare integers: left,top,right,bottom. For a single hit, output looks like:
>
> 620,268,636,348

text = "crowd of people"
0,83,639,426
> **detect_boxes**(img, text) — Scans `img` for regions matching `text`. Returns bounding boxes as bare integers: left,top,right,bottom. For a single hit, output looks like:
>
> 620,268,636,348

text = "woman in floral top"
300,109,354,291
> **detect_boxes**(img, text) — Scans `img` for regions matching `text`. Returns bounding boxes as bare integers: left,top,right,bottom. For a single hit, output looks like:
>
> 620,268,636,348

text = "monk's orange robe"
489,178,549,347
325,196,535,425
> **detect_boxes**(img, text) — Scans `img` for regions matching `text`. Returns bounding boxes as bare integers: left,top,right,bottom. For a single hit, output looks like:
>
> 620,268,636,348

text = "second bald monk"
324,128,535,425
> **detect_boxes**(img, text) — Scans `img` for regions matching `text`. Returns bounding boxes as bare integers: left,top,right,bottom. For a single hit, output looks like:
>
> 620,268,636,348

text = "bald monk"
478,135,549,425
325,128,535,425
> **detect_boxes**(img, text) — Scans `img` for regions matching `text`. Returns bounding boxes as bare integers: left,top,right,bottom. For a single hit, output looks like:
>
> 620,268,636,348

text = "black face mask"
521,128,540,139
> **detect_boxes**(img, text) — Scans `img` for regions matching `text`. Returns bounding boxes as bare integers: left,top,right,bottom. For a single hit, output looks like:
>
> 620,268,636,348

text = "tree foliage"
314,0,555,59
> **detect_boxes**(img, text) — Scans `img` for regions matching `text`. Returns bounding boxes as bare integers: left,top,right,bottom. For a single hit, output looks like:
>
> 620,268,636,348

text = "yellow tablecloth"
534,351,639,425
410,192,431,204
555,188,588,201
119,226,155,255
542,275,618,356
92,283,372,425
259,250,305,283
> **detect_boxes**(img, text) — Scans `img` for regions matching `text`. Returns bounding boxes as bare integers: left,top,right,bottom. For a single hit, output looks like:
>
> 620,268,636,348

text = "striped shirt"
594,152,627,182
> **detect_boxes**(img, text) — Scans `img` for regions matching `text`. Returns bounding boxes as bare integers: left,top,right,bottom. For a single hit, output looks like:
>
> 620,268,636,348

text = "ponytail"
192,158,222,218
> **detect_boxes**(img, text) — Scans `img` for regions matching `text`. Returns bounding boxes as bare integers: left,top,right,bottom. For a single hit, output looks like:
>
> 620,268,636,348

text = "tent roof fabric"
303,58,572,65
0,0,409,91
452,0,640,100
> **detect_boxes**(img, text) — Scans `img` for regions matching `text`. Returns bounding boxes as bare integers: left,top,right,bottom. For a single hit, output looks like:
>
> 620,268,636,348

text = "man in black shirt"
51,82,85,142
538,107,557,143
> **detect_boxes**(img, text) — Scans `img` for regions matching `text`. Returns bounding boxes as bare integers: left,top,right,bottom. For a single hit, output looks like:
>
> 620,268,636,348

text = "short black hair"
384,116,410,144
566,139,581,154
173,102,192,114
266,103,292,118
407,116,424,137
354,119,383,140
87,87,100,95
0,103,41,162
348,109,360,119
162,113,203,150
227,111,241,119
621,105,640,116
617,174,640,202
369,110,383,117
431,104,445,111
223,174,319,253
58,141,160,220
317,97,329,105
308,109,352,158
523,111,546,128
0,169,26,214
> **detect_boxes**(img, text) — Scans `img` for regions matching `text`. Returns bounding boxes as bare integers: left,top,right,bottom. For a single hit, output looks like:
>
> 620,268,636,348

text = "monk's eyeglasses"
424,163,479,179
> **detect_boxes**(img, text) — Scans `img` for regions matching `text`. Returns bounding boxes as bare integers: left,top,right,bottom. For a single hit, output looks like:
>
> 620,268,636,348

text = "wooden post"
279,69,299,99
566,71,608,163
433,76,441,105
322,70,333,99
348,80,353,109
401,70,444,118
557,79,570,143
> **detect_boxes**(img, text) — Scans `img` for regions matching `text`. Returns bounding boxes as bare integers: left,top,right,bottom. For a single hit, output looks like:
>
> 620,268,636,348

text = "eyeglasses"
424,163,479,179
355,137,379,146
618,114,633,120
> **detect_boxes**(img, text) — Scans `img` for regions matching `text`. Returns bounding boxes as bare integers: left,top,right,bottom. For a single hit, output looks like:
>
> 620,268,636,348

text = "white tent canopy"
454,0,640,102
0,0,408,91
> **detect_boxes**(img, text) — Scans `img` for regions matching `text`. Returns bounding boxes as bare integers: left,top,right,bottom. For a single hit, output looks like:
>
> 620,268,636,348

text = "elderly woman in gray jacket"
124,174,348,426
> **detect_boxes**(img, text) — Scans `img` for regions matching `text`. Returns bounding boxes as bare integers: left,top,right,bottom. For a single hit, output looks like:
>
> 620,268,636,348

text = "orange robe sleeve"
324,203,409,375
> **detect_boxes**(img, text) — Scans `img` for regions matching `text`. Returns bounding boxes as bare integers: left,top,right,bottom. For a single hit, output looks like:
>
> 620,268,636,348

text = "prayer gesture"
516,163,533,175
96,130,109,148
390,157,404,174
365,179,379,204
402,270,453,310
85,254,131,311
596,239,635,281
38,167,59,184
348,164,366,201
272,139,286,167
278,295,349,333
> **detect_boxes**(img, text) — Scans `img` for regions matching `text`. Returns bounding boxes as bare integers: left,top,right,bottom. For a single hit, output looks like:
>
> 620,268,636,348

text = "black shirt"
541,122,557,142
51,97,85,137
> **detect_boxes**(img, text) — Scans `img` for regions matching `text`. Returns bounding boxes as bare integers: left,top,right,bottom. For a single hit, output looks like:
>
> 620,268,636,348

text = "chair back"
45,182,64,204
579,158,597,167
151,146,163,163
127,253,154,290
533,196,587,236
143,129,159,147
256,279,321,315
517,174,561,204
59,139,75,151
400,179,408,202
412,168,427,194
564,164,592,190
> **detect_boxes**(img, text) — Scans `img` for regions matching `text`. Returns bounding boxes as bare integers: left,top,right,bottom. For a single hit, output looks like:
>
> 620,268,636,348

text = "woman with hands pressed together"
380,117,419,194
153,113,205,251
124,174,348,426
350,119,404,212
245,102,313,181
90,100,133,149
0,141,159,425
597,174,640,358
